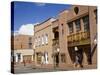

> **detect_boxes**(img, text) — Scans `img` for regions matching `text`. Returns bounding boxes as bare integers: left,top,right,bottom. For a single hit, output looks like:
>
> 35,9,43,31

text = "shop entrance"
23,55,32,63
68,45,91,66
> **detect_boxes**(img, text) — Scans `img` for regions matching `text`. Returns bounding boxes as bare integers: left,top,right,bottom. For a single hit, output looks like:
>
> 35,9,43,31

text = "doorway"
68,47,83,64
54,53,59,67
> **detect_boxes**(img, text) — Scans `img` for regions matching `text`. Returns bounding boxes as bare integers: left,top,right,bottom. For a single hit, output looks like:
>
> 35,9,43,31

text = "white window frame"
42,35,44,45
45,34,48,44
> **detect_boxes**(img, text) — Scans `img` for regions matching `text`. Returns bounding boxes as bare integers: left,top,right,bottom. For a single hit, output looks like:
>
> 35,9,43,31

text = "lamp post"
94,38,97,45
75,46,78,51
74,46,79,67
56,48,60,67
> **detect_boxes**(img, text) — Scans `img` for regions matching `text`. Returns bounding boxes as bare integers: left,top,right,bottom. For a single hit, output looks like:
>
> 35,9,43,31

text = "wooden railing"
67,32,90,46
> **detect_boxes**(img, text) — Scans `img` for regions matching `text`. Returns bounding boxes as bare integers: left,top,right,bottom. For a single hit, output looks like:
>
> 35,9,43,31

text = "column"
34,53,37,65
45,52,48,64
41,55,44,64
73,22,76,33
81,18,84,32
20,54,23,62
15,54,18,62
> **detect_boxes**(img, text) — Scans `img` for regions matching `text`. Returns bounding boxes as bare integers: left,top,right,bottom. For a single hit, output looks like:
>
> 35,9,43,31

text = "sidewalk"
14,63,97,74
14,62,34,69
33,63,97,71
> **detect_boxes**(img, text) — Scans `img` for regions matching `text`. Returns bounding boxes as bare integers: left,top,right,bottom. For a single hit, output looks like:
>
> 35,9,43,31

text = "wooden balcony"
67,32,91,47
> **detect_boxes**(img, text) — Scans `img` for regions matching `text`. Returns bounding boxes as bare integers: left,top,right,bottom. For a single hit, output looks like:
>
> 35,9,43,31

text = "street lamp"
57,48,60,52
75,46,78,51
94,38,97,45
56,48,60,67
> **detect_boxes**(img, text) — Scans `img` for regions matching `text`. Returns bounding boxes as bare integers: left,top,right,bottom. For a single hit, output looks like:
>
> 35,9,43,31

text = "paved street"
14,63,97,74
14,63,60,74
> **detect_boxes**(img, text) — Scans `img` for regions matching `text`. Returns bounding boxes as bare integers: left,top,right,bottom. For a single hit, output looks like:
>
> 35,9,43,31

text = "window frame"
68,22,74,34
82,15,89,32
75,19,81,32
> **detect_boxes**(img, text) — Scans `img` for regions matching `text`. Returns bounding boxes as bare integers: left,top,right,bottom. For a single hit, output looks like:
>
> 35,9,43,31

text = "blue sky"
12,1,71,33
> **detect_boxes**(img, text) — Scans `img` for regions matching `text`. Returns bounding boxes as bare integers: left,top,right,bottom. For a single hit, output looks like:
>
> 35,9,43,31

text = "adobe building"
34,5,97,69
52,10,69,68
11,34,34,64
34,18,56,68
58,5,97,67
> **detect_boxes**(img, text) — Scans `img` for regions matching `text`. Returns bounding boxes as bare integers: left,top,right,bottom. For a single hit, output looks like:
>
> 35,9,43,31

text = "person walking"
74,47,83,68
74,51,80,68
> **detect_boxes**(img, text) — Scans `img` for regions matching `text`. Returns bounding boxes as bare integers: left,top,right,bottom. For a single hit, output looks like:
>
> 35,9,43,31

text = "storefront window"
37,53,42,64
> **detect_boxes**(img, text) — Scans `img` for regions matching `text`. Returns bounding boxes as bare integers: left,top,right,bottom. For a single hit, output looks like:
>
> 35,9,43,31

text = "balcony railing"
67,32,90,46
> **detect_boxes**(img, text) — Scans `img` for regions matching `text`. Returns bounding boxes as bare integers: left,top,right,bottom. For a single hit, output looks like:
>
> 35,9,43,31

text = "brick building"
34,18,56,68
11,34,34,64
34,5,97,69
57,5,97,68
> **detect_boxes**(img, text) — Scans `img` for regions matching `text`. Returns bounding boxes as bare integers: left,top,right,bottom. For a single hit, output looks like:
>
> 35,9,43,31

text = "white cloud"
18,24,34,35
14,23,39,36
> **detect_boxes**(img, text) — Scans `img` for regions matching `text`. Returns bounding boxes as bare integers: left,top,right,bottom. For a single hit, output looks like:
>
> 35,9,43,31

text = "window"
29,43,32,49
45,34,48,44
42,35,44,45
29,37,32,48
38,36,41,46
75,19,81,32
61,54,66,63
74,7,79,15
43,35,45,44
94,9,97,24
17,53,21,60
68,22,73,33
37,53,42,64
54,32,59,39
82,15,89,32
43,34,48,45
